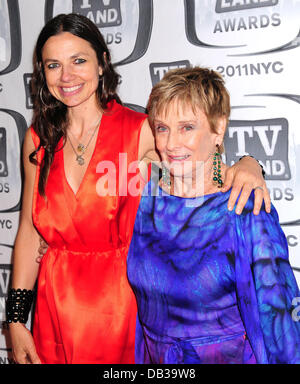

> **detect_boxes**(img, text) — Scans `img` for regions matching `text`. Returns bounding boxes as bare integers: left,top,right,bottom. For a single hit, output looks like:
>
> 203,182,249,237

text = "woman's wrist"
6,288,35,324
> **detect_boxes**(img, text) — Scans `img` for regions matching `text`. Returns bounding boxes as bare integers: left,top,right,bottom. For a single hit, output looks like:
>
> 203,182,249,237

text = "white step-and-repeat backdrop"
0,0,299,363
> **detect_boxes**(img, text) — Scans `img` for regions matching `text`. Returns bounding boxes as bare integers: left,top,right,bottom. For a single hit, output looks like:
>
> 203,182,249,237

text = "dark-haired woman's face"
42,32,102,109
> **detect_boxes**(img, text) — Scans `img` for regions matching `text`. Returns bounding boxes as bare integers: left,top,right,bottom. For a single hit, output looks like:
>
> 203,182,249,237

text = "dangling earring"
213,144,223,188
39,85,49,107
162,164,171,189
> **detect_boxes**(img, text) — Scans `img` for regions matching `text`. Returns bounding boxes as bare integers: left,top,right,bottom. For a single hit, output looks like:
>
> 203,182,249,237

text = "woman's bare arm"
11,128,41,288
9,128,42,364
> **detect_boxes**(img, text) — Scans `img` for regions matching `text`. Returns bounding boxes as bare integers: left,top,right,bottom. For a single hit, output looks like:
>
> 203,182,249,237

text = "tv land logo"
224,118,290,180
0,0,22,75
72,0,122,28
149,61,191,87
184,0,300,55
215,0,278,13
45,0,153,66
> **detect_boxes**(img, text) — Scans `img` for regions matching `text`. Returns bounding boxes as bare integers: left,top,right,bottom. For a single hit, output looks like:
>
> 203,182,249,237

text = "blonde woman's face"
42,32,103,109
154,100,224,180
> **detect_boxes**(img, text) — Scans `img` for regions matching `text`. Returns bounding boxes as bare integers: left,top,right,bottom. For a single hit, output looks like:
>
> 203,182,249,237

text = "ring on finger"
254,186,264,191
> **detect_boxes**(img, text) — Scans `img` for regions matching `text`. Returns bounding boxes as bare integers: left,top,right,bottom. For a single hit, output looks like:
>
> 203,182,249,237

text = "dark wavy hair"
30,13,121,196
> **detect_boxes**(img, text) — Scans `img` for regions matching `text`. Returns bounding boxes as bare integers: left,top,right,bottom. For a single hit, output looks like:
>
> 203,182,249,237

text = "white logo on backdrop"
184,0,300,55
226,118,290,180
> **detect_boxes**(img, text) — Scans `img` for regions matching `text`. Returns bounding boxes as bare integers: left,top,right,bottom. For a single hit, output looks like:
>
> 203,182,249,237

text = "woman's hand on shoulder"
222,156,271,215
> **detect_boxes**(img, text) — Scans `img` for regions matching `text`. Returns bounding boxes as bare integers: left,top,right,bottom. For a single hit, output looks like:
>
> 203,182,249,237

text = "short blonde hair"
147,67,231,150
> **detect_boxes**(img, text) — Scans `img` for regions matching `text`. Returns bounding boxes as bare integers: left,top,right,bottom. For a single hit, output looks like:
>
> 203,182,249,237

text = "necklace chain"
67,115,101,166
68,126,95,152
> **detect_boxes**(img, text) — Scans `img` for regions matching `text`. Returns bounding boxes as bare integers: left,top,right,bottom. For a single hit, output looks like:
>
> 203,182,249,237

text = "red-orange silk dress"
31,101,147,364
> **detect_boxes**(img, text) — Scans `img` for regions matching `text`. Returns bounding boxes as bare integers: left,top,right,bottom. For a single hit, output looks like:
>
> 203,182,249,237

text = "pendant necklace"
67,115,102,166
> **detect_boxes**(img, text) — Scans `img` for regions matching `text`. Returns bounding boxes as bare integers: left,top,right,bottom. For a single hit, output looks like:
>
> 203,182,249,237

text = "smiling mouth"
167,155,191,161
61,84,83,93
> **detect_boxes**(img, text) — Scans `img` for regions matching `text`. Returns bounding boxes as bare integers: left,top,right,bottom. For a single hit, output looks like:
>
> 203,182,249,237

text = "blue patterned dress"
127,180,300,364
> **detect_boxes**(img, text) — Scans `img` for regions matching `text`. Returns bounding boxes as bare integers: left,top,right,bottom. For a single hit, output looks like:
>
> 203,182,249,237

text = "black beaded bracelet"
238,155,266,179
6,288,35,324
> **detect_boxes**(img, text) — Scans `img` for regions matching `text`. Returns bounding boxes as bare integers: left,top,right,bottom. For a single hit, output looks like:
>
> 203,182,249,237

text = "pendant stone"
76,155,85,166
77,143,85,152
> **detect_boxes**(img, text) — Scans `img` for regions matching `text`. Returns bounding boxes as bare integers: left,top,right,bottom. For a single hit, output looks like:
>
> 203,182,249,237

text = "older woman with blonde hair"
127,67,300,364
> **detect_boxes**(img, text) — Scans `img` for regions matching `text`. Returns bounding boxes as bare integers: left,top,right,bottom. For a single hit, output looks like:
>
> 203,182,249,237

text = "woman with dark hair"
7,14,269,364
